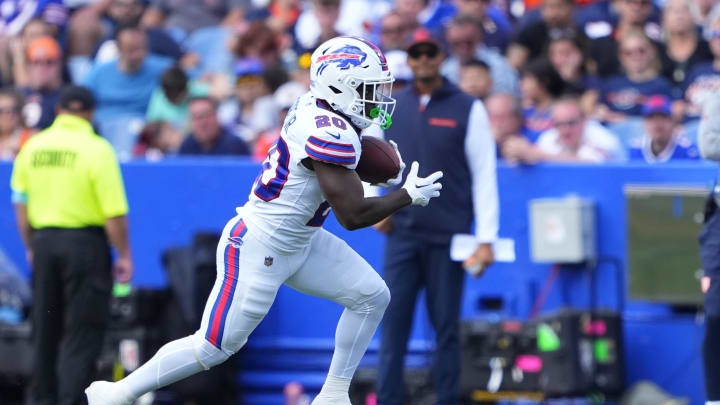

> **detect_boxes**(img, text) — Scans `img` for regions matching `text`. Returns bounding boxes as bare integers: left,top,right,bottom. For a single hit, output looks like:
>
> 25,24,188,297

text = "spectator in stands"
395,0,430,26
659,0,713,87
546,33,600,115
232,21,285,68
459,59,493,100
520,57,567,140
586,0,662,76
252,0,302,36
219,58,278,146
132,0,246,80
593,29,676,122
0,0,67,71
294,0,344,54
146,66,209,131
0,18,56,88
680,7,720,119
506,0,580,70
485,92,537,161
376,28,498,405
179,96,250,156
378,10,417,52
140,0,246,42
0,89,32,160
67,0,183,83
629,94,700,162
0,1,66,37
82,25,172,159
535,95,626,162
18,36,65,130
441,15,518,94
133,120,182,160
446,0,513,53
87,0,185,65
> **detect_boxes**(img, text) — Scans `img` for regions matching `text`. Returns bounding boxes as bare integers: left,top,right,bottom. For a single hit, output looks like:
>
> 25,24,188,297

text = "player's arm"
311,159,443,231
312,160,410,230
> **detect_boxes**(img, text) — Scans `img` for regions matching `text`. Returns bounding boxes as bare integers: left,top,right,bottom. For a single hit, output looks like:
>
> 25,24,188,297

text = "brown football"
355,136,402,184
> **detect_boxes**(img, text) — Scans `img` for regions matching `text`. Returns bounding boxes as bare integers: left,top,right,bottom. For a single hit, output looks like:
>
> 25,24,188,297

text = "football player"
85,36,443,405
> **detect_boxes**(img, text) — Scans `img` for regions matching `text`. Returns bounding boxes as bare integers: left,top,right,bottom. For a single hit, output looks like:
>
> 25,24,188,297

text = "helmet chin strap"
350,116,372,129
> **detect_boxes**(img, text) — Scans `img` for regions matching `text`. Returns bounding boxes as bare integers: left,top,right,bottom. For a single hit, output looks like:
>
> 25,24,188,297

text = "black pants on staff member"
26,227,113,405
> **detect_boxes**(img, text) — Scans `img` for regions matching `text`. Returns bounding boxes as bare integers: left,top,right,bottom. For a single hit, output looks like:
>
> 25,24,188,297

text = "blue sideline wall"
0,160,717,404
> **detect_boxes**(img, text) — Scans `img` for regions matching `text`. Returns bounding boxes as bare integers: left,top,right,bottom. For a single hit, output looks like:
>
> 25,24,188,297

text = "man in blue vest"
375,28,499,405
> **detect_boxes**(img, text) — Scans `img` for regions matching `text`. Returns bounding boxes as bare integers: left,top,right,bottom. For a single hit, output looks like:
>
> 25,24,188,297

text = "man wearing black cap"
375,28,499,405
10,85,133,405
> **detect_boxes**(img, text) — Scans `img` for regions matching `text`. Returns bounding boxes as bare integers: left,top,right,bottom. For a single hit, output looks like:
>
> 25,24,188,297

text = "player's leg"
422,244,464,405
377,233,424,405
85,217,241,404
285,229,391,405
86,217,290,404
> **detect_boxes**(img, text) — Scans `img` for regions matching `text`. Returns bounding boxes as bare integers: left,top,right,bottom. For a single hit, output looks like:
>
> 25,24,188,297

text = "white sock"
116,335,228,397
318,374,351,397
707,401,720,404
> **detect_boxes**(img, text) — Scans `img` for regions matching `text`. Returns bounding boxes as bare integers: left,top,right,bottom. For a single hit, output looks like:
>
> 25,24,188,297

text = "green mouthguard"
369,107,392,130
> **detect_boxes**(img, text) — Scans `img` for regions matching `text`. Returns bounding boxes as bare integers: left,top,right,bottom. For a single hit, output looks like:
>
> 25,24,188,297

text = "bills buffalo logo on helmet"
316,45,367,75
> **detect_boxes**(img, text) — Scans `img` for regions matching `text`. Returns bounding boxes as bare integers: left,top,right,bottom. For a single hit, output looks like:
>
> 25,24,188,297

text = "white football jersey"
240,92,362,254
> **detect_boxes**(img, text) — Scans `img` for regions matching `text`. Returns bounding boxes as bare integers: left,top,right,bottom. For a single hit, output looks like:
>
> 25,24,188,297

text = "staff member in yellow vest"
10,85,133,405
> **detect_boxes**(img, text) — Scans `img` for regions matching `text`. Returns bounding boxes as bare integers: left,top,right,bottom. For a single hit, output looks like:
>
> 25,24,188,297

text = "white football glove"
402,161,443,206
376,140,406,187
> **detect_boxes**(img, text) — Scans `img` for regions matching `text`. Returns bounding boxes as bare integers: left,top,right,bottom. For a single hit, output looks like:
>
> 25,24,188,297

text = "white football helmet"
310,36,396,130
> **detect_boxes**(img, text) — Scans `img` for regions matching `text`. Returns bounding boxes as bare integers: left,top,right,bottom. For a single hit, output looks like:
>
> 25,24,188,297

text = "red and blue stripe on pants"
205,218,247,348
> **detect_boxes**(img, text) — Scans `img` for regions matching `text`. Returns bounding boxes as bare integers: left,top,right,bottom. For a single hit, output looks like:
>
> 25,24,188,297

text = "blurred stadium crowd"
0,0,718,164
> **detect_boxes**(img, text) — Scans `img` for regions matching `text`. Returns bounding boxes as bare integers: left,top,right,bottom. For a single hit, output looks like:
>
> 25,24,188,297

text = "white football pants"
117,214,390,397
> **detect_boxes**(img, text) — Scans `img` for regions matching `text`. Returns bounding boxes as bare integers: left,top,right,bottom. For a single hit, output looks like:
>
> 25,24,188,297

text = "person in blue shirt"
680,13,720,120
82,25,172,158
82,25,173,123
178,97,250,156
628,94,699,162
594,29,676,122
682,62,720,120
520,57,566,140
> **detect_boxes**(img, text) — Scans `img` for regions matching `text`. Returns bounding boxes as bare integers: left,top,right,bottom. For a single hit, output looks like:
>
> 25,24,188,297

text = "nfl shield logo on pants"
264,256,274,267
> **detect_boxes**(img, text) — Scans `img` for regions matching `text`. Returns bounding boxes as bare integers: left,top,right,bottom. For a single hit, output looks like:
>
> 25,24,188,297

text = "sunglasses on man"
407,45,439,59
